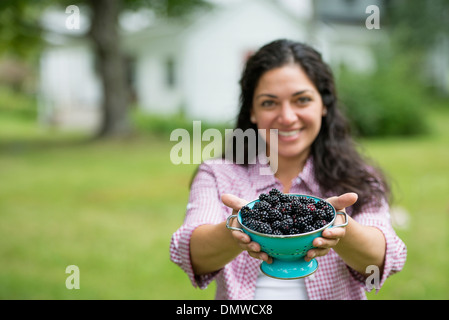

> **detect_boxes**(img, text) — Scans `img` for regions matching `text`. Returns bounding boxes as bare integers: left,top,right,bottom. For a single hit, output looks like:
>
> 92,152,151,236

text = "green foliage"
131,108,229,137
0,0,212,59
385,0,449,53
125,0,212,17
0,0,49,59
337,55,430,137
0,87,37,120
336,1,449,138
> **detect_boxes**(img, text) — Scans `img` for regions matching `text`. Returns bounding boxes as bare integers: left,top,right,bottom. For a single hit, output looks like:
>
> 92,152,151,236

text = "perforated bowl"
226,194,348,279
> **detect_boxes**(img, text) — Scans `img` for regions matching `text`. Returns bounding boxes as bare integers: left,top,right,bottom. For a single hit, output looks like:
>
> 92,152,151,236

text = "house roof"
123,0,311,52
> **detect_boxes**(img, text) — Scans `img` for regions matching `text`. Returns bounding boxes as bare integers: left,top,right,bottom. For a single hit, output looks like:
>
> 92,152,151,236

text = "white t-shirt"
253,270,309,300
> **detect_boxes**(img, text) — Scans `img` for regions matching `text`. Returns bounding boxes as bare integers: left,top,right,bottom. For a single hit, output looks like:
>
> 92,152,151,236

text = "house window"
165,56,176,89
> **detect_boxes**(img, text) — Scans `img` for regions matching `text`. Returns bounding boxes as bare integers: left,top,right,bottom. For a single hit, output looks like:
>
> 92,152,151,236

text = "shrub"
336,59,429,137
0,87,37,120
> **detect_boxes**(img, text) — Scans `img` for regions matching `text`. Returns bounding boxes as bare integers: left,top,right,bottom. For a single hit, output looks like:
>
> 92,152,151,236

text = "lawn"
0,106,448,300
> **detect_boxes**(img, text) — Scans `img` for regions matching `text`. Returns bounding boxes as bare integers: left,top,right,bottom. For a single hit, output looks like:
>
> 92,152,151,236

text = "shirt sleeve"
169,162,230,289
347,197,407,292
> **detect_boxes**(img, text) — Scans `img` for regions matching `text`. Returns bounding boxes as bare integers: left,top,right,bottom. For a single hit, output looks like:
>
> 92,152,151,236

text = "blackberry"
279,193,290,203
289,227,301,235
243,218,256,231
293,216,305,229
259,193,270,202
302,225,315,233
267,195,279,206
322,205,334,221
280,217,293,233
239,188,334,236
240,205,252,219
254,200,270,211
296,203,309,216
268,208,283,222
302,214,313,226
315,208,326,220
278,202,291,214
291,199,303,213
315,200,326,209
305,198,316,205
271,220,281,230
269,188,282,197
306,203,316,212
313,219,326,230
256,222,272,234
258,210,270,222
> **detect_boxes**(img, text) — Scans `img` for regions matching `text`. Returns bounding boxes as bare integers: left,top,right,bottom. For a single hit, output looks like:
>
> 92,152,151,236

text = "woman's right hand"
222,193,273,264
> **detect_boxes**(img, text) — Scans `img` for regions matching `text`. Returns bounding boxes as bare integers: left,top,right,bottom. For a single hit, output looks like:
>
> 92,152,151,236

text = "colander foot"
260,258,318,280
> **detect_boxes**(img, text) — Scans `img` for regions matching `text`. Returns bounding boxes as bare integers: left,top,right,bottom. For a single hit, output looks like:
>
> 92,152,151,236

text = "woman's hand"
304,193,358,262
222,194,273,264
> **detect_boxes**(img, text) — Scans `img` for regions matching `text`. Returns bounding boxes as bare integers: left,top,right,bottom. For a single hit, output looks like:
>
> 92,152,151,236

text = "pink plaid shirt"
170,156,407,300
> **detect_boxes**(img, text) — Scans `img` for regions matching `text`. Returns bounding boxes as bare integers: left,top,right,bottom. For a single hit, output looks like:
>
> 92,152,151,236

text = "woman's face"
251,64,326,161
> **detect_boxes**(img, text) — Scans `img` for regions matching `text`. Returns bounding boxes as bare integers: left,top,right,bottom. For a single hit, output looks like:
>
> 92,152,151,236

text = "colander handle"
226,214,244,232
331,211,348,228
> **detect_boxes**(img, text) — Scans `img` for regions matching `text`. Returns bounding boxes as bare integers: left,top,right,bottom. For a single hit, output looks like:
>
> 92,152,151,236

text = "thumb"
221,194,248,212
326,193,358,212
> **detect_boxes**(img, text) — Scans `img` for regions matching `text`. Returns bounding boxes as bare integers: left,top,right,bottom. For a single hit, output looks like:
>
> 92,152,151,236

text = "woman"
170,39,406,300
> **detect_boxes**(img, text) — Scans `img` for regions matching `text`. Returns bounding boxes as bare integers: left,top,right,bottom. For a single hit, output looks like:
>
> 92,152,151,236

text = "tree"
385,0,449,54
384,0,449,94
0,0,211,138
89,0,130,138
88,0,211,138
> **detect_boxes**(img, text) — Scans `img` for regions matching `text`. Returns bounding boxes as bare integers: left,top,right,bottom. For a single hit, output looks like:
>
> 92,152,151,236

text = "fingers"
223,195,272,263
230,228,272,264
231,229,250,244
326,192,358,212
313,236,340,249
222,193,248,212
236,236,272,263
304,239,336,262
304,224,346,261
321,222,346,239
304,247,330,262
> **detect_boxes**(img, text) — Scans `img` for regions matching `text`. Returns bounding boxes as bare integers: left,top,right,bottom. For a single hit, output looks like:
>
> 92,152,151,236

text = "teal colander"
226,194,348,279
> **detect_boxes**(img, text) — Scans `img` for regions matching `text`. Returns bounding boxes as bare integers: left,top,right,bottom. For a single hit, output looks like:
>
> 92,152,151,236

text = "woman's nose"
278,102,297,125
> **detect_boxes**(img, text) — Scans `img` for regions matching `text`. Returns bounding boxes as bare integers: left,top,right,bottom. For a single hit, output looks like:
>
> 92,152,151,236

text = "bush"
0,87,37,120
336,59,429,137
131,108,229,137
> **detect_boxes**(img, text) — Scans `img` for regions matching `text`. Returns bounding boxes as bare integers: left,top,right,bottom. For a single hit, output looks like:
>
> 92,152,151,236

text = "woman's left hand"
304,193,358,262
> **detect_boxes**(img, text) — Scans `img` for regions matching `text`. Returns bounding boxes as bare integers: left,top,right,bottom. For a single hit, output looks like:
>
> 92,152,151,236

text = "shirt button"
296,177,302,184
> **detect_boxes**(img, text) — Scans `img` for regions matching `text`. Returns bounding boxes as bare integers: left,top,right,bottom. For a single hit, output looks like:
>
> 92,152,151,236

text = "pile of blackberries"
240,188,334,235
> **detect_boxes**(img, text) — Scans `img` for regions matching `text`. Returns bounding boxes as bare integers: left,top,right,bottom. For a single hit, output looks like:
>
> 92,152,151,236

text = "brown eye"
261,100,276,107
296,97,312,105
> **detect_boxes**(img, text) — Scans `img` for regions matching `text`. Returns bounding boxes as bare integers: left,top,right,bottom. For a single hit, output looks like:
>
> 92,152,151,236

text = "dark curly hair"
234,39,390,215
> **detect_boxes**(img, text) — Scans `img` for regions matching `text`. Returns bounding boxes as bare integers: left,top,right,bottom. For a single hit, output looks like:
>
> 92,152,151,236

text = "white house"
39,0,412,132
38,6,102,131
125,0,312,125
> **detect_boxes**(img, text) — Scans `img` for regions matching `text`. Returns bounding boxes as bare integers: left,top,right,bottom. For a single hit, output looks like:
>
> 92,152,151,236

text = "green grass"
0,119,215,299
362,108,449,300
1,102,448,299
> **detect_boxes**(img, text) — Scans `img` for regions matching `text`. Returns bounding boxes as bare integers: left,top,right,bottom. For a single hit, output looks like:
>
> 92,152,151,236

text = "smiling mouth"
278,129,301,137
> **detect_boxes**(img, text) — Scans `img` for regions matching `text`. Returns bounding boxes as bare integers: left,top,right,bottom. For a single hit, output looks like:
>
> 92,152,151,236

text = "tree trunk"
89,0,131,138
